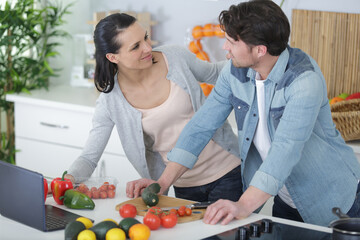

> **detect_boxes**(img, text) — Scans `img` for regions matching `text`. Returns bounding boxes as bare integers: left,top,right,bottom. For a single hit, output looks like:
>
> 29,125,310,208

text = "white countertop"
6,84,99,114
0,187,332,240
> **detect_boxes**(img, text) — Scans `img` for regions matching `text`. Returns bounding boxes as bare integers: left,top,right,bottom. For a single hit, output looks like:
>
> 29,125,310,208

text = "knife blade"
160,201,214,211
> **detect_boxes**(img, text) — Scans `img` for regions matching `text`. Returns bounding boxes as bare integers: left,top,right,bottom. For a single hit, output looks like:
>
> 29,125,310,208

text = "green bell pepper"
61,189,95,210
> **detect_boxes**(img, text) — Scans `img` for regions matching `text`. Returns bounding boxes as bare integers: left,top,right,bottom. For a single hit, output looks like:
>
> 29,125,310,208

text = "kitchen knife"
160,201,214,211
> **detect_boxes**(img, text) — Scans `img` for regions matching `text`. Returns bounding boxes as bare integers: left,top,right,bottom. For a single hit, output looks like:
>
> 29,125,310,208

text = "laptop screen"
0,161,47,230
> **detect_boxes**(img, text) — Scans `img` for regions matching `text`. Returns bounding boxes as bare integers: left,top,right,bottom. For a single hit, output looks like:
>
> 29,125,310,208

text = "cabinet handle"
40,122,69,129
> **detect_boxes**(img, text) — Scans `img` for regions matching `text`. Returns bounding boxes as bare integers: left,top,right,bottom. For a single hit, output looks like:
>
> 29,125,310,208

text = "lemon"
106,228,126,240
77,229,96,240
76,217,93,229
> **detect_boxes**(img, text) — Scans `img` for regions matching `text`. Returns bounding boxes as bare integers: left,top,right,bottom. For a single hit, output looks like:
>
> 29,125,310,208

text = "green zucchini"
141,183,160,206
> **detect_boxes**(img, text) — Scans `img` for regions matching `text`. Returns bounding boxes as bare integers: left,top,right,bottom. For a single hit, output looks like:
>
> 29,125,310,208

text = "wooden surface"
290,9,360,98
115,195,206,223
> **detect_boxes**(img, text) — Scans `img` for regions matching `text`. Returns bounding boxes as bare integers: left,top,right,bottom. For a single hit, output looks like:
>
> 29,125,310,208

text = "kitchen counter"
0,187,332,240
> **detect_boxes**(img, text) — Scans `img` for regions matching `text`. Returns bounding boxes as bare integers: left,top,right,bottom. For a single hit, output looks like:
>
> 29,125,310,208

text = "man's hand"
126,178,156,198
203,186,272,225
203,199,250,225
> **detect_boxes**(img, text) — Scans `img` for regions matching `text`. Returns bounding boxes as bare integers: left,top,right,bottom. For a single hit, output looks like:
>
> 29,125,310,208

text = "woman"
66,13,242,202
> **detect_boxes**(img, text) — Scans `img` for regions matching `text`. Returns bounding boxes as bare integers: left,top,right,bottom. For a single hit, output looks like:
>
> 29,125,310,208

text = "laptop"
0,161,92,231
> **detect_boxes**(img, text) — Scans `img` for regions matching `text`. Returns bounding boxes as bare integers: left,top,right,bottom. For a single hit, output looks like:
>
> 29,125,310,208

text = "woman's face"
108,22,153,70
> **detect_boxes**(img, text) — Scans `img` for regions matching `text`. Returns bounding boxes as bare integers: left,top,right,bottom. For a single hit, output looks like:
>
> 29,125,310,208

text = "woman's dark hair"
219,0,290,56
93,13,136,93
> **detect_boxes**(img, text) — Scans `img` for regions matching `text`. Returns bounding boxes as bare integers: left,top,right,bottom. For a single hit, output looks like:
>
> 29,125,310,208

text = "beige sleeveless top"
137,81,241,187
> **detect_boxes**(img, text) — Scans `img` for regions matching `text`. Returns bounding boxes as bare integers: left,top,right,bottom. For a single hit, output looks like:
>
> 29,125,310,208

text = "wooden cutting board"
115,195,206,223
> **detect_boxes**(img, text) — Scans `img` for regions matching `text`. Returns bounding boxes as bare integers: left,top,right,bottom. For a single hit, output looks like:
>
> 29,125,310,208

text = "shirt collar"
246,47,289,84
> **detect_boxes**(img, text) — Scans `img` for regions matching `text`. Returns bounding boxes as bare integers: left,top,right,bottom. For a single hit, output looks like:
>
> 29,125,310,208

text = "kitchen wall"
50,0,360,85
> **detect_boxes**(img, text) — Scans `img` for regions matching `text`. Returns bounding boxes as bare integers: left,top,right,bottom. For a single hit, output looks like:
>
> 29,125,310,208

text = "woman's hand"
64,173,75,185
126,178,157,198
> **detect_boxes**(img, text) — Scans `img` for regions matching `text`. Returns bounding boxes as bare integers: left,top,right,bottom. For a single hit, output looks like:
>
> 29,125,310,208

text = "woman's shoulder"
153,45,192,59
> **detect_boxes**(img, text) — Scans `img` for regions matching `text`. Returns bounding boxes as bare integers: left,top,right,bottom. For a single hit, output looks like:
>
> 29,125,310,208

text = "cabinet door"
16,138,82,177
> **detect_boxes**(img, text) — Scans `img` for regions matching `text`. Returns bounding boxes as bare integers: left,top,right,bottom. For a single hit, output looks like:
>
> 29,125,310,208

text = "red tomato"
119,204,137,218
107,190,115,198
147,206,163,217
77,183,89,193
90,187,97,192
177,206,186,217
185,208,192,216
169,209,178,216
100,191,107,199
43,179,48,202
85,190,92,198
143,213,161,230
92,190,100,199
161,213,177,228
108,184,116,191
99,184,108,192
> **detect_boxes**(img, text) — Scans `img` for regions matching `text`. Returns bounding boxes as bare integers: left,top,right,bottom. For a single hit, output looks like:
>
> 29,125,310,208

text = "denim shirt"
168,46,360,226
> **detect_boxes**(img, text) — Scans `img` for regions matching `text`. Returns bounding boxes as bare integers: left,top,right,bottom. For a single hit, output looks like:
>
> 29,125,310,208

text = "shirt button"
253,113,257,117
238,106,241,110
246,137,250,141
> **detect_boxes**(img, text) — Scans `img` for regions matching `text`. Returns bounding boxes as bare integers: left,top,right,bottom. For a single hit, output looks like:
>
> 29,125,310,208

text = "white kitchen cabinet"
6,85,140,184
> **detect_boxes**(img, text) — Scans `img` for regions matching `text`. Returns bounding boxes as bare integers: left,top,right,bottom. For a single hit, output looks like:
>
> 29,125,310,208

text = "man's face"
223,33,259,69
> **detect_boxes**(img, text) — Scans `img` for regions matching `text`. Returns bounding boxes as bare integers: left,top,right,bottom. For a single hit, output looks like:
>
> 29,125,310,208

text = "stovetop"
202,218,332,240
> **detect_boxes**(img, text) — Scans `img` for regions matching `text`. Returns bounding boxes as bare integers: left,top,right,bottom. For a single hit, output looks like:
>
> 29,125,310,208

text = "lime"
103,218,118,224
119,218,140,237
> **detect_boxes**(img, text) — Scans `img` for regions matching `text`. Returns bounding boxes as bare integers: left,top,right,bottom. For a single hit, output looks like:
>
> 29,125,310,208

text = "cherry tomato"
84,190,92,198
147,206,163,217
143,213,161,230
177,206,186,217
99,184,108,192
100,191,107,199
185,208,192,216
108,184,116,191
161,213,177,228
119,204,137,218
77,183,89,193
92,190,100,199
169,209,178,216
107,190,115,198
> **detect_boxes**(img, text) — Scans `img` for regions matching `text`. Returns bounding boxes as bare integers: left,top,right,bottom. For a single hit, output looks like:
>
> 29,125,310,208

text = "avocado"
119,217,140,238
89,220,119,240
64,220,86,240
141,183,160,207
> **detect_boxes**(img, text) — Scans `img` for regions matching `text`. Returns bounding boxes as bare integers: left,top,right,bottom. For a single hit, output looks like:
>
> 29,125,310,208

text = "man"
127,0,360,227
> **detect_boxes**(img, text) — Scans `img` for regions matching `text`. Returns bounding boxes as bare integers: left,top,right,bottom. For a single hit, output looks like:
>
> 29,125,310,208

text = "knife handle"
192,201,214,209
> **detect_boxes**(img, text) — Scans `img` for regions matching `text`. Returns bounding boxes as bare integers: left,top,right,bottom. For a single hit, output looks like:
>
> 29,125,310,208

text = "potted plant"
0,0,72,164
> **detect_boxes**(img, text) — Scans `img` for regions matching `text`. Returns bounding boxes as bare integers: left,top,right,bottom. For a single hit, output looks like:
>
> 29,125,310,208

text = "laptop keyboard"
45,213,70,230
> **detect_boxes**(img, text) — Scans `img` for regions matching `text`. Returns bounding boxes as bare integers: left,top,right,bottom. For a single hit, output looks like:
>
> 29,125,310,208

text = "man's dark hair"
219,0,290,56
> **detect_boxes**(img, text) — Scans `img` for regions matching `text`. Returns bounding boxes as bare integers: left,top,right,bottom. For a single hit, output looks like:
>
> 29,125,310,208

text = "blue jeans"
273,182,360,222
173,165,243,202
347,182,360,218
